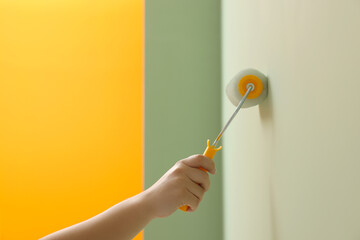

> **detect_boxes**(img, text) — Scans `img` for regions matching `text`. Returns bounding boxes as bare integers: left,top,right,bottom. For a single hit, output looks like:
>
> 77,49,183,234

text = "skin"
40,154,216,240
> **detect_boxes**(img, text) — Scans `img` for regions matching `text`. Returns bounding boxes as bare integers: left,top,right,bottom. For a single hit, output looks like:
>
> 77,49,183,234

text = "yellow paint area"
0,1,143,239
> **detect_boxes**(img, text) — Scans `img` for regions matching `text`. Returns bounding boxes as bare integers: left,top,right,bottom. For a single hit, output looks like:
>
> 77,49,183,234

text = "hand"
142,154,216,218
39,155,216,240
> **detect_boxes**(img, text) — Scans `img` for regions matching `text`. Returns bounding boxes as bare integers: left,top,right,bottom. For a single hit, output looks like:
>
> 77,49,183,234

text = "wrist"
134,190,157,221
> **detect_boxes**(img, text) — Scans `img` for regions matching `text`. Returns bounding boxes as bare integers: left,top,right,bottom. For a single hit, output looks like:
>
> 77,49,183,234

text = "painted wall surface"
145,0,223,239
222,1,360,240
0,1,143,239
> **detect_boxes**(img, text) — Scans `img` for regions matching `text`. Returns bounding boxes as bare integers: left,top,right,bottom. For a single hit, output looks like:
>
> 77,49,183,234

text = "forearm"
40,192,155,240
40,155,216,240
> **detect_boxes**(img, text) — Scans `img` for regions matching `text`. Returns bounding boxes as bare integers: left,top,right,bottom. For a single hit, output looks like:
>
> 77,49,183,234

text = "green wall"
144,0,222,239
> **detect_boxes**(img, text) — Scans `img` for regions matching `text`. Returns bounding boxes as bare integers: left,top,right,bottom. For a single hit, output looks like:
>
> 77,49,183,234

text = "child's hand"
40,155,216,240
142,154,216,218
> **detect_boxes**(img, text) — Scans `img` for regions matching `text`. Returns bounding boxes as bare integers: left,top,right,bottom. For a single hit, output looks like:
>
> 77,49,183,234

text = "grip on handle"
179,139,222,212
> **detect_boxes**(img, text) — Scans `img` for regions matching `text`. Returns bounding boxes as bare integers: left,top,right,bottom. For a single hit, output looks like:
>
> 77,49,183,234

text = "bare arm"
40,154,216,240
40,192,154,240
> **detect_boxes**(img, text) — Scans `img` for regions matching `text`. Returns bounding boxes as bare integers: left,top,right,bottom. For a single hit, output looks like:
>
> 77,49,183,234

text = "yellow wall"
0,1,143,239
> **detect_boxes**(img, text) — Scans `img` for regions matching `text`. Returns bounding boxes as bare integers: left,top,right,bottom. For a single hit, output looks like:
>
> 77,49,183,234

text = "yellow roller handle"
179,139,222,212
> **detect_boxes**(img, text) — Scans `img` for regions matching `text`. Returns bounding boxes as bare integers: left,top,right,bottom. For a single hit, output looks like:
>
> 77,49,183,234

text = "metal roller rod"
212,86,253,147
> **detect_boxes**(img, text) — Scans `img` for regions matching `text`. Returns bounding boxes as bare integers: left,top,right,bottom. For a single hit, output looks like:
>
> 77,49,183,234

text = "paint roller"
179,68,268,212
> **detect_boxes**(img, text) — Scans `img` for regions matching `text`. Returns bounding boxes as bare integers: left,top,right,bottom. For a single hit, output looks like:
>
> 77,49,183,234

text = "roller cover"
226,68,268,108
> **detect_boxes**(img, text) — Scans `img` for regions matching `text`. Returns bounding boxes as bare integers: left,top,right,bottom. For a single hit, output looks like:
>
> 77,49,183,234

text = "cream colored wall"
222,1,360,240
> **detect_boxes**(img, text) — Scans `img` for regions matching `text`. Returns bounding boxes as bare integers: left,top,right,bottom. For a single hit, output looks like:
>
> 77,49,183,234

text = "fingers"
185,177,205,201
181,154,216,175
183,165,210,191
183,189,201,212
172,154,216,212
173,177,204,212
